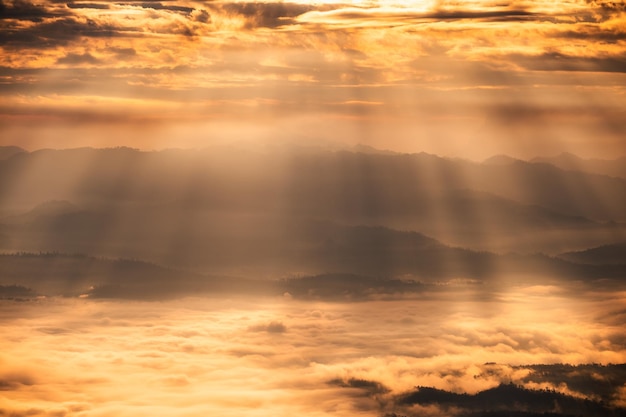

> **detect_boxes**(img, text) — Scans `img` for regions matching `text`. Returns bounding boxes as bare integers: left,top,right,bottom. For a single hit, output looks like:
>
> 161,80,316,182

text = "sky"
1,0,625,159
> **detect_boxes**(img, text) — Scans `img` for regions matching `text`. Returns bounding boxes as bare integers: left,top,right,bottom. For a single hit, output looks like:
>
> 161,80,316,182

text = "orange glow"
0,292,624,416
1,1,626,416
0,0,624,157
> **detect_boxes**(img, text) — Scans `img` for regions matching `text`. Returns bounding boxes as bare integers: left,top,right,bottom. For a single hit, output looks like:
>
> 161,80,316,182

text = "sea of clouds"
1,284,625,416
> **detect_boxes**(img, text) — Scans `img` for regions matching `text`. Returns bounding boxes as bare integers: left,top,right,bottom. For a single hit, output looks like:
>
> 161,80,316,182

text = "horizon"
3,143,626,163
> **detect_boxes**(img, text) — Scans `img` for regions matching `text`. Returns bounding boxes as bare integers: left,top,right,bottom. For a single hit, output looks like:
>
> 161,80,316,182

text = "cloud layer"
1,284,625,416
0,0,625,157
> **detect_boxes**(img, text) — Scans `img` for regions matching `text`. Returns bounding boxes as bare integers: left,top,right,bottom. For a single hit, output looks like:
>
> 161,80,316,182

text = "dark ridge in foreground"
333,364,626,417
397,383,626,417
517,363,626,404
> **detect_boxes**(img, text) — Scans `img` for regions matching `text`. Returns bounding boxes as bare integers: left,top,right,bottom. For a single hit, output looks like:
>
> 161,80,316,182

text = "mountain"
0,146,625,261
1,215,624,301
397,383,625,416
276,150,626,222
0,146,25,160
351,144,399,155
559,241,626,265
531,152,626,180
0,253,271,299
336,363,626,417
1,249,623,301
2,200,81,225
2,147,625,221
482,154,521,165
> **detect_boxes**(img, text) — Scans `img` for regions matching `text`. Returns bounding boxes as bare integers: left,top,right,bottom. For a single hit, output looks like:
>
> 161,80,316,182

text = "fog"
1,284,625,416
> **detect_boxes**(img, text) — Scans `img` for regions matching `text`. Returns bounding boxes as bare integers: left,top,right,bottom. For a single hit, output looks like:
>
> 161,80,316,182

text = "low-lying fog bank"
1,285,624,416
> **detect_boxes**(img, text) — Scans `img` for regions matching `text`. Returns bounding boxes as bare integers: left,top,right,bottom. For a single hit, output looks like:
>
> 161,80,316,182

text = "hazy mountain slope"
0,146,25,160
1,147,624,220
0,253,272,299
559,242,626,265
482,154,521,165
260,150,626,222
1,216,624,296
531,152,626,180
1,147,624,259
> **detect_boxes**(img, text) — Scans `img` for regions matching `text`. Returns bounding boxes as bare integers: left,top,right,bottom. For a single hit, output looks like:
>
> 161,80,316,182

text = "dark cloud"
579,0,626,22
217,2,313,28
511,51,626,73
67,2,110,9
108,46,136,58
329,377,390,395
0,0,69,22
0,16,134,48
56,51,100,65
193,8,210,23
136,1,194,14
424,9,537,22
249,321,287,333
0,371,36,390
587,0,626,11
556,27,626,43
329,8,536,23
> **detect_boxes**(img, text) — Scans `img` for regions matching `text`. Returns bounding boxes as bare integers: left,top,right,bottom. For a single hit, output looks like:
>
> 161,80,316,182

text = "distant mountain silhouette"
1,147,625,220
351,144,399,155
0,204,607,279
559,241,626,265
0,146,25,160
1,221,624,300
0,252,272,299
279,273,426,300
531,152,626,180
482,154,521,165
3,200,81,225
0,148,626,266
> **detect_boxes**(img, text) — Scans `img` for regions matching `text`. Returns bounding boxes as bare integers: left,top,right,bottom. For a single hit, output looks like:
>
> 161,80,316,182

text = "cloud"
56,51,100,65
559,29,626,43
215,2,314,29
0,370,36,390
249,321,287,333
295,5,542,27
510,51,626,73
0,289,624,416
0,17,130,49
0,0,625,162
135,1,194,14
66,2,110,10
0,0,69,22
107,46,137,58
193,9,210,23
